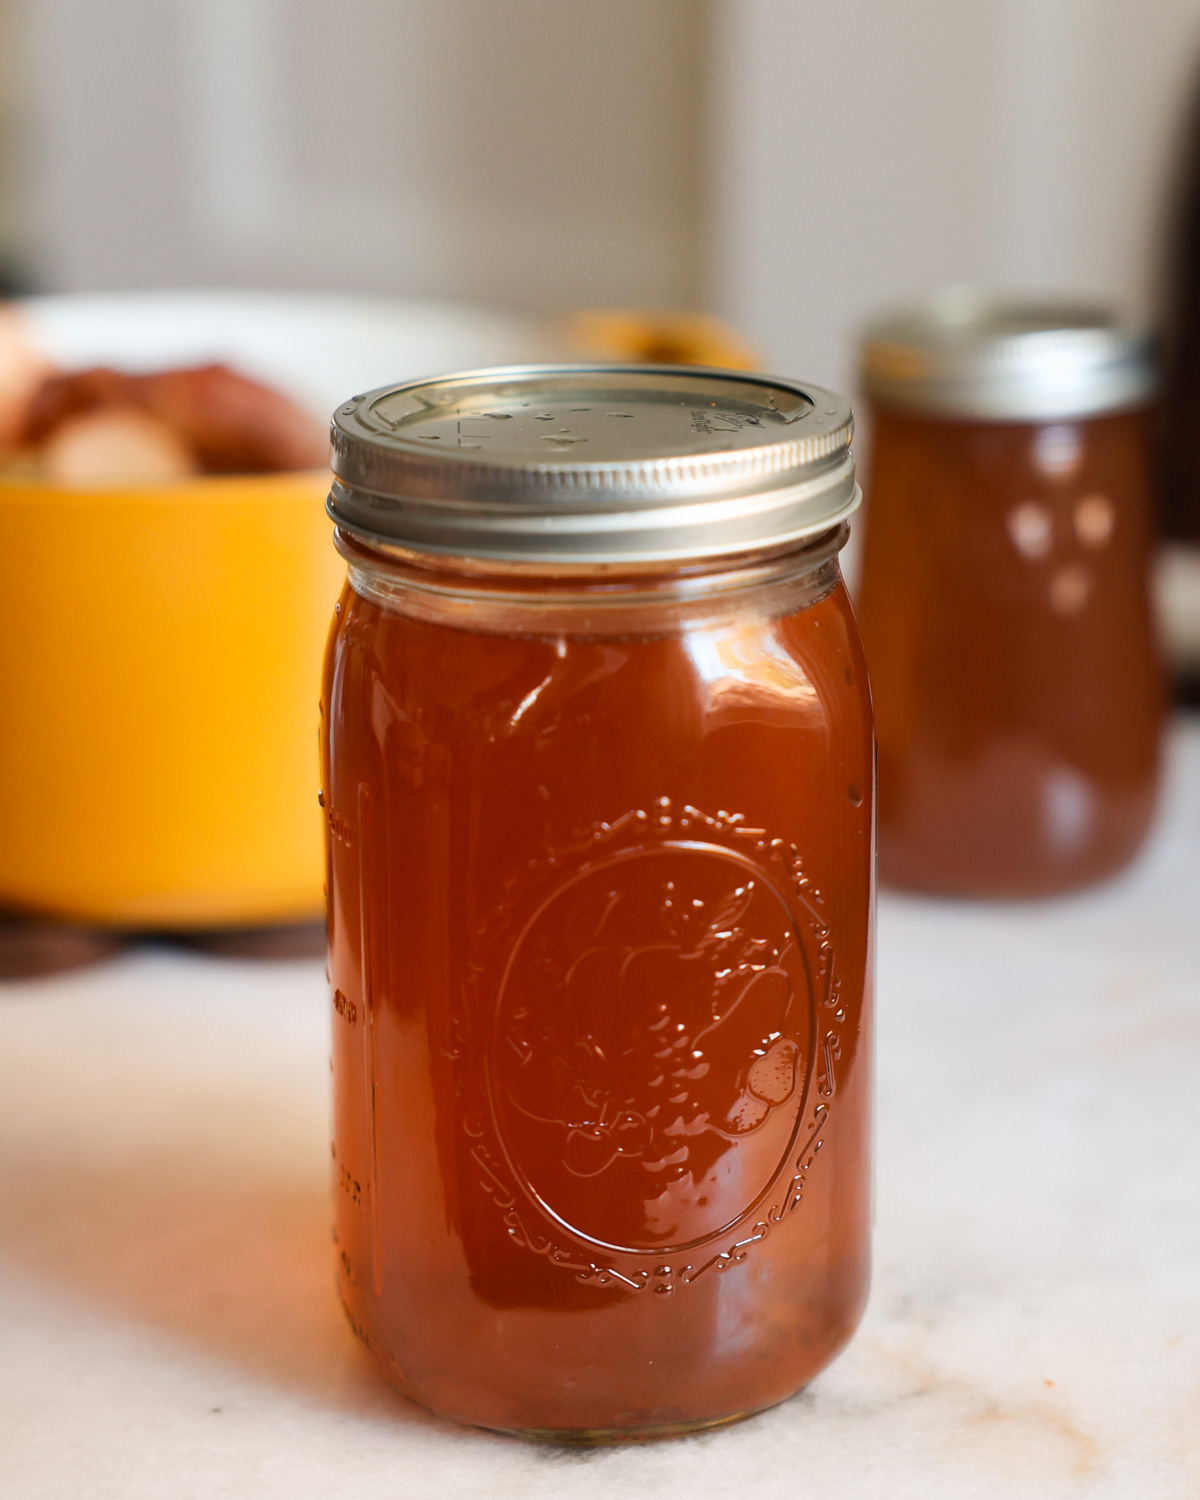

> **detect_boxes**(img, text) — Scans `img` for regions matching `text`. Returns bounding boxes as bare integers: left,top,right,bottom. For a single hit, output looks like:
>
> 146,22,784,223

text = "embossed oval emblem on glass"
493,843,812,1254
461,800,841,1294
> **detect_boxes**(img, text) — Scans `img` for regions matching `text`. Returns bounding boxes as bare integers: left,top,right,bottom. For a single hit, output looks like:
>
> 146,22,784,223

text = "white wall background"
10,0,1200,398
709,0,1200,396
18,0,706,310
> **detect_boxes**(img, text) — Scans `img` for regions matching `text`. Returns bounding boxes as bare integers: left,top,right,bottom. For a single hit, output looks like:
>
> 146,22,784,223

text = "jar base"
341,1292,797,1445
386,1370,785,1447
478,1408,767,1446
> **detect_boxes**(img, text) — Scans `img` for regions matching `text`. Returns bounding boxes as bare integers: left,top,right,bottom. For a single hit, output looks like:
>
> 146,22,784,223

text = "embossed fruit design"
493,844,812,1252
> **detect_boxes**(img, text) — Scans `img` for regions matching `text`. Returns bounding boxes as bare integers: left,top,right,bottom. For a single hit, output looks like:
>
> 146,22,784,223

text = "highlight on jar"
854,296,1165,898
320,365,875,1440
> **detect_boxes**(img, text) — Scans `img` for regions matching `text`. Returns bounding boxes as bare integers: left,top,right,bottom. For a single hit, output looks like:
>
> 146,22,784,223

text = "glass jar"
857,301,1164,897
320,366,874,1440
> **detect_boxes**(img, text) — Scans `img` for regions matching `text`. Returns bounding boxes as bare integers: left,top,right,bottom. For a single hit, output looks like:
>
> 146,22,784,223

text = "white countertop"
3,720,1198,1499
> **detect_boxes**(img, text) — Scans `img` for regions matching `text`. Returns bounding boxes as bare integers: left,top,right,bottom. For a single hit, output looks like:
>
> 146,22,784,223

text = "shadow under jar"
320,366,874,1440
857,301,1165,898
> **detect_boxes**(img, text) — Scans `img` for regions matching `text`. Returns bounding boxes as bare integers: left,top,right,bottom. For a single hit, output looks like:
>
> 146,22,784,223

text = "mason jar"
857,301,1164,897
320,366,873,1440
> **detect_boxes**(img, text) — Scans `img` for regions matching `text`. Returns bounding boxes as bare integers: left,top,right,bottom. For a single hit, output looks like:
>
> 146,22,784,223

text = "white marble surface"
2,722,1198,1499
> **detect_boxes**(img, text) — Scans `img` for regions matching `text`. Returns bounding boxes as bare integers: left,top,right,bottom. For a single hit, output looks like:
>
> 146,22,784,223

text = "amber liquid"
857,408,1164,898
321,543,874,1438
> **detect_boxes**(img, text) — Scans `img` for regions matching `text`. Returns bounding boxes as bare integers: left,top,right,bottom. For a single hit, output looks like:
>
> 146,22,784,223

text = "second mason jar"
321,366,874,1439
857,300,1164,897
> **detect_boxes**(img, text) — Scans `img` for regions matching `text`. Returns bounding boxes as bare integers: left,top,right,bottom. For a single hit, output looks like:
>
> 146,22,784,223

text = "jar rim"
336,523,849,637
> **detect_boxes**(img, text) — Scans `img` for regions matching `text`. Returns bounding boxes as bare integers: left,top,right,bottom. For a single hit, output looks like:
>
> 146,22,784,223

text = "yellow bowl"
0,291,552,926
0,469,343,926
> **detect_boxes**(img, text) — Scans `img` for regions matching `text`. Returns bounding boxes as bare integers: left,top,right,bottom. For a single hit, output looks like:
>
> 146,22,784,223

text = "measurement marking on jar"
333,988,358,1026
358,781,382,1297
336,1161,363,1206
326,805,353,846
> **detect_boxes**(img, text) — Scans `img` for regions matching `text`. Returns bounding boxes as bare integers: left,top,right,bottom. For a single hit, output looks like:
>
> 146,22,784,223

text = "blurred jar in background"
857,299,1163,897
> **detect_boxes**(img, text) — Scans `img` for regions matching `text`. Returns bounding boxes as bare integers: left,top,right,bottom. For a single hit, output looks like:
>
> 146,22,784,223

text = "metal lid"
861,294,1154,421
327,364,858,566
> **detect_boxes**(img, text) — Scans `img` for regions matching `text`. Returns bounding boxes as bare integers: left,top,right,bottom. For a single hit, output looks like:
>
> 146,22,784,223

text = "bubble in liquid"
847,782,863,807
